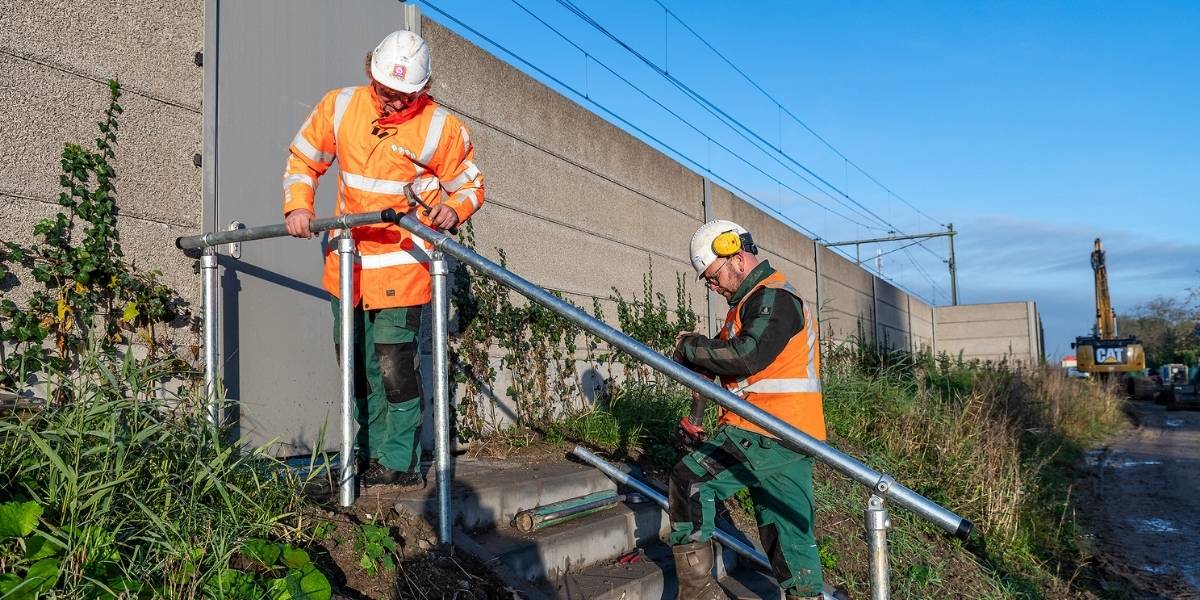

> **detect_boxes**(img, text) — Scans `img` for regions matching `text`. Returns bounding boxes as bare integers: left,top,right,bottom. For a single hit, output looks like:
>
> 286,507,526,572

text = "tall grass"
557,338,1126,596
0,347,319,597
820,342,1125,595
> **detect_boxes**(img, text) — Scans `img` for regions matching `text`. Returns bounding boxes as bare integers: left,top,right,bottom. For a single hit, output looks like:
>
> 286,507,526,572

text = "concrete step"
472,500,669,587
552,540,761,600
392,456,616,532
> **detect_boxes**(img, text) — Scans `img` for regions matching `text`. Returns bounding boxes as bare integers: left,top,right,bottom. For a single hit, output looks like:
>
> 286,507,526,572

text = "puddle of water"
1105,456,1163,469
1139,564,1171,574
1166,418,1185,428
1084,450,1104,467
1135,518,1181,533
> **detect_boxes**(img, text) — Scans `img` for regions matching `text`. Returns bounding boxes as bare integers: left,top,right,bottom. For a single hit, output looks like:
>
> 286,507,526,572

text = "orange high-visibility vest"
282,86,484,309
717,271,826,441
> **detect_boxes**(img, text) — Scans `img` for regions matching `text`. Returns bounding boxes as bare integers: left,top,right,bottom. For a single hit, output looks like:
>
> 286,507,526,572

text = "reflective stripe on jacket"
282,86,484,309
717,271,827,441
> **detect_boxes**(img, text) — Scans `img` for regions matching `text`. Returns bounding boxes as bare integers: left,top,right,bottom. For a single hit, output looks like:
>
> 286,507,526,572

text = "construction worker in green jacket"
669,220,828,600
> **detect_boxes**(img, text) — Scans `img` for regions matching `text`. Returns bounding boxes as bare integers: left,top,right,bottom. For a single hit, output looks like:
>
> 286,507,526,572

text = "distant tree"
1117,295,1200,368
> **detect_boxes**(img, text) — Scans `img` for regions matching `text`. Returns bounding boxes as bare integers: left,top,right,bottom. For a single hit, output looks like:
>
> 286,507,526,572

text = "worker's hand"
285,209,315,239
675,416,707,449
672,332,704,364
427,204,460,231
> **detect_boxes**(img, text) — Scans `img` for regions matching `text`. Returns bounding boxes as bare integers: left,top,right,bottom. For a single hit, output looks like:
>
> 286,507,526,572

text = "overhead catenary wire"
420,0,852,241
504,0,885,233
650,0,944,227
550,0,891,232
554,0,950,263
417,0,938,302
900,246,946,302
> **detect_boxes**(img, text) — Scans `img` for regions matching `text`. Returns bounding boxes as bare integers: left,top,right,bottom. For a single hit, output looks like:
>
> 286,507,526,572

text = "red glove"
676,416,707,448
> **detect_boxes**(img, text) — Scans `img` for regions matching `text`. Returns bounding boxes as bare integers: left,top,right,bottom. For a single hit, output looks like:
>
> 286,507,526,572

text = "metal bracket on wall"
226,221,244,259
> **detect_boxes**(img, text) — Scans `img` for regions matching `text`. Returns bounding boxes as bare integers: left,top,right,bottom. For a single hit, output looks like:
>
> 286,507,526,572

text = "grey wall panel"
933,302,1040,365
213,0,413,452
1,0,202,107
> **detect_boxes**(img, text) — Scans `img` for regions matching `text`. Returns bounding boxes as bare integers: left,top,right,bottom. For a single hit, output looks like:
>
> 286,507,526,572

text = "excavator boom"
1091,238,1116,339
1075,238,1145,374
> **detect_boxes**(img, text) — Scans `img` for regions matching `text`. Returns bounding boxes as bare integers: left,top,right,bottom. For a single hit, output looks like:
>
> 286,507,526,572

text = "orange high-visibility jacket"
717,271,827,441
282,86,484,309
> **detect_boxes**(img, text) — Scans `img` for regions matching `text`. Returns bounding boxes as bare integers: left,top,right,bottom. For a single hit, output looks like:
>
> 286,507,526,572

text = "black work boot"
362,464,424,489
671,540,727,600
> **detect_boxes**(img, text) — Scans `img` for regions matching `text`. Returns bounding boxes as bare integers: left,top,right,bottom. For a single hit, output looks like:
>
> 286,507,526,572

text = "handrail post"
338,236,357,508
201,249,221,425
866,494,891,600
431,250,452,546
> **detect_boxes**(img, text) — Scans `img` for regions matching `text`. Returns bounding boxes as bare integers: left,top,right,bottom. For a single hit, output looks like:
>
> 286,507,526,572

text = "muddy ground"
1080,402,1200,599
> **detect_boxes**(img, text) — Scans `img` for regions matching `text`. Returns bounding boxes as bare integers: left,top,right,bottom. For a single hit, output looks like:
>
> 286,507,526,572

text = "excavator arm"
1091,238,1116,339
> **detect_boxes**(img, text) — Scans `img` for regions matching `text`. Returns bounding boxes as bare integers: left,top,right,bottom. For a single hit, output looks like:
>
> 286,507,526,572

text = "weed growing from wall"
451,223,698,439
0,80,188,399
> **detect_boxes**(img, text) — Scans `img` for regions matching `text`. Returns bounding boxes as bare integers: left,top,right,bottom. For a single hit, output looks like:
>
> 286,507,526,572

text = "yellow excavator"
1074,238,1145,374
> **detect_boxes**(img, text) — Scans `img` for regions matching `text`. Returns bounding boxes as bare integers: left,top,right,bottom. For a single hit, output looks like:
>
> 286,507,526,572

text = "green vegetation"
0,371,329,598
534,322,1125,597
0,79,406,600
1117,293,1200,368
0,78,1132,599
452,227,1128,596
0,80,184,397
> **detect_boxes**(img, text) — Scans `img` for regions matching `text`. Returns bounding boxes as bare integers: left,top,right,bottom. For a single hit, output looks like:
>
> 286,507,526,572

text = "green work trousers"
667,425,823,597
331,298,424,473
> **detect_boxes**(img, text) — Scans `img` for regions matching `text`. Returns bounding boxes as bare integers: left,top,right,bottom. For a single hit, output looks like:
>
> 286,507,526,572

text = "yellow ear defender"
711,230,742,257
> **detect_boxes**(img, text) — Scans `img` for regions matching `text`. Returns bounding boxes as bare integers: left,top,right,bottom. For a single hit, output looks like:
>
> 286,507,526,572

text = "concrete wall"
1,0,204,332
2,4,1045,419
933,302,1045,366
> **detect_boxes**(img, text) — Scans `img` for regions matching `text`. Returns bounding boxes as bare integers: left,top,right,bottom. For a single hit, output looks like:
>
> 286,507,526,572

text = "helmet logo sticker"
392,64,407,79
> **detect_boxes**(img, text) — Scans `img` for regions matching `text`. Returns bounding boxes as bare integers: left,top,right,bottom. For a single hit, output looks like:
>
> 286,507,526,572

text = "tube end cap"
955,518,974,540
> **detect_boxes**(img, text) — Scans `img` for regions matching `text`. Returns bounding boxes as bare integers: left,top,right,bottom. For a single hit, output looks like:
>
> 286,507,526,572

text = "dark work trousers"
668,425,823,597
332,298,424,473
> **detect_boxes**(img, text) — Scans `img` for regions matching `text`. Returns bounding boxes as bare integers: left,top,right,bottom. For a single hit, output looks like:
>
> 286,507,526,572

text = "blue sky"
417,0,1200,360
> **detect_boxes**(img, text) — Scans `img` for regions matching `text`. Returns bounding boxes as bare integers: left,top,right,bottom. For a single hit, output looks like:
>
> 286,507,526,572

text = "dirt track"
1082,402,1200,599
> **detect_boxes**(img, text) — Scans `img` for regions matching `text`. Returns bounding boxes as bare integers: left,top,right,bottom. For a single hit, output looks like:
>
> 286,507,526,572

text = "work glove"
675,415,707,450
672,332,705,364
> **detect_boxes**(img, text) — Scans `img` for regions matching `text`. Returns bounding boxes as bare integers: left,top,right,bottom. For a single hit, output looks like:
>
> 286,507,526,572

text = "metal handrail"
175,209,455,534
181,208,974,598
175,209,399,250
389,212,973,599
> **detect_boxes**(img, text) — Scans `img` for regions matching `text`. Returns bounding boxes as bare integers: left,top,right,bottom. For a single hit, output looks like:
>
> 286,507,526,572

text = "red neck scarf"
376,94,433,127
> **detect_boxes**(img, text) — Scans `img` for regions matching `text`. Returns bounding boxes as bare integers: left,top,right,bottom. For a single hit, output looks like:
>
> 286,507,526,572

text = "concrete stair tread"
391,456,617,532
552,540,778,600
471,501,667,586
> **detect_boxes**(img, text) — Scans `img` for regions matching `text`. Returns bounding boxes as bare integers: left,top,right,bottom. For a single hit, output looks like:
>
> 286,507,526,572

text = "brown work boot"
671,540,727,600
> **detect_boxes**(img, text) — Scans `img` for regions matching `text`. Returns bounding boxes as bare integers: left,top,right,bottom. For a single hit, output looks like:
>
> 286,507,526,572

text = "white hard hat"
690,220,750,276
370,30,431,93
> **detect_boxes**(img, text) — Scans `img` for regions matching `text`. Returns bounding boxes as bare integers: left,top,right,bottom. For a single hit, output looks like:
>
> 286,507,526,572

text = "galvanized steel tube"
866,495,891,600
338,236,357,508
571,446,770,570
201,251,220,425
431,252,452,545
395,214,972,539
175,209,397,250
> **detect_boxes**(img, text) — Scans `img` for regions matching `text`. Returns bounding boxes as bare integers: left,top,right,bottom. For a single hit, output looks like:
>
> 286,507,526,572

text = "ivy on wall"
450,221,699,439
0,80,189,400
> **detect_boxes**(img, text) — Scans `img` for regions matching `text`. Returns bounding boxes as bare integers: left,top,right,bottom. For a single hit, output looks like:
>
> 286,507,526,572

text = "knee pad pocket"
375,342,421,403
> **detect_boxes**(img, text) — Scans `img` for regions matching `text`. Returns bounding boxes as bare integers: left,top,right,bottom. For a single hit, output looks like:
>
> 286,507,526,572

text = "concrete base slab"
390,456,616,532
553,540,747,600
474,501,667,585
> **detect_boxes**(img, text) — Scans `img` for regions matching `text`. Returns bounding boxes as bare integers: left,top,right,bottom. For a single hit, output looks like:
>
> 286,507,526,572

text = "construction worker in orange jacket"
283,30,484,487
668,220,826,600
